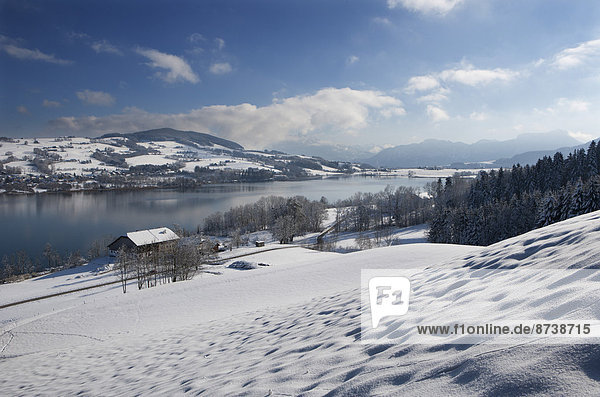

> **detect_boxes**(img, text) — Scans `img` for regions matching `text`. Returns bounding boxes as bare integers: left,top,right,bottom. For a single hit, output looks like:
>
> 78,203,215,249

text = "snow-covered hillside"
1,212,600,395
0,132,372,193
0,135,487,181
0,136,277,177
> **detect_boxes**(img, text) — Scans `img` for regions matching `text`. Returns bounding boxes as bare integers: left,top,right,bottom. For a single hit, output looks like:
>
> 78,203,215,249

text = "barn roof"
126,227,179,247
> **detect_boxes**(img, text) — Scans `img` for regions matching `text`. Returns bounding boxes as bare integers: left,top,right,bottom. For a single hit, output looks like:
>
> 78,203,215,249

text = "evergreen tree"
569,180,585,217
583,176,600,213
587,141,599,178
557,186,572,221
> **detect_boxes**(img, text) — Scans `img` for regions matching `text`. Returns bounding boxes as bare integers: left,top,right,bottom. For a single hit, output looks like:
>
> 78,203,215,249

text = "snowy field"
326,224,428,251
1,212,600,395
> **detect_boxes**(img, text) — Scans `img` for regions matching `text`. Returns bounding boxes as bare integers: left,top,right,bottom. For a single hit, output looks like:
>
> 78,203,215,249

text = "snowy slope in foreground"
1,212,600,395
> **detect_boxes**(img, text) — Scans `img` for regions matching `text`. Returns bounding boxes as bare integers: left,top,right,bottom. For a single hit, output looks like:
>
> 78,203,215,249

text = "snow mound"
450,210,600,270
228,260,258,270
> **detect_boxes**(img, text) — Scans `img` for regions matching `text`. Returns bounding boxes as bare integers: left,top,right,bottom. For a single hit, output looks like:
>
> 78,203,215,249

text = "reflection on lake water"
0,176,435,259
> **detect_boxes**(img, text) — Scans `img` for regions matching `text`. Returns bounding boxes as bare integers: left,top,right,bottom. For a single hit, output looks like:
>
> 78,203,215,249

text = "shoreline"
0,168,483,195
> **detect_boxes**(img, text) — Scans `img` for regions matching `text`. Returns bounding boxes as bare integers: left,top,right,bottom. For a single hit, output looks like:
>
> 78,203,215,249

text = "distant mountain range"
97,128,595,170
366,130,584,168
493,140,599,167
271,141,374,162
101,128,244,151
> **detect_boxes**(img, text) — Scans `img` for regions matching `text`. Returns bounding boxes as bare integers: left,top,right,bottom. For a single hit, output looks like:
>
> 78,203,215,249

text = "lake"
0,176,435,260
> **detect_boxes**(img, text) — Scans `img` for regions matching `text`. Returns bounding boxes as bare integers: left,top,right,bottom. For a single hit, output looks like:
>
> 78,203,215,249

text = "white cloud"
426,105,449,122
568,131,595,142
469,111,487,121
209,62,232,75
369,143,395,154
372,17,392,26
17,105,29,115
406,64,517,97
188,33,206,43
552,39,600,70
215,38,225,50
405,75,440,93
541,98,591,115
346,55,359,65
381,107,407,117
439,65,518,86
135,47,199,84
416,88,450,103
187,47,205,56
91,40,122,55
557,98,590,113
387,0,464,15
76,90,115,106
43,99,61,108
48,87,405,148
0,36,71,65
406,65,514,122
66,31,90,41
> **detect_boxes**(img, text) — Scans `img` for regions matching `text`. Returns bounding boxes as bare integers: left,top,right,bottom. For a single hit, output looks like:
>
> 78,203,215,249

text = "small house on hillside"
108,227,180,256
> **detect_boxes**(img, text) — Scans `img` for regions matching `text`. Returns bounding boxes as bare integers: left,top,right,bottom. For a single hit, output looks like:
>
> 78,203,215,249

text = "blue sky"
1,0,600,151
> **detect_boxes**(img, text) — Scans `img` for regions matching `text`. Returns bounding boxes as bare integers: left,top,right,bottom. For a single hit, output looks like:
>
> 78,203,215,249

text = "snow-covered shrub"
228,260,258,270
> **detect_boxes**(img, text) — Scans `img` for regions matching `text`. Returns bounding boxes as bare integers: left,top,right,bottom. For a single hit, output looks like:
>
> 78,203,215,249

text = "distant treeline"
428,141,600,245
202,185,432,244
333,186,431,232
203,195,327,244
0,239,107,283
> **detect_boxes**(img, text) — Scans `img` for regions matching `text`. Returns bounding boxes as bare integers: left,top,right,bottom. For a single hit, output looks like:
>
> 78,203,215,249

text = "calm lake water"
0,176,434,260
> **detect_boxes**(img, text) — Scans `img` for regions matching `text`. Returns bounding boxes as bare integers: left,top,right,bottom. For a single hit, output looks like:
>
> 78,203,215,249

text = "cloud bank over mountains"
49,88,405,148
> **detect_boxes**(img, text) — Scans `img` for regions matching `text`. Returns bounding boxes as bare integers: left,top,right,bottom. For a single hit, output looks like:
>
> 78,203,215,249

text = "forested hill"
428,141,600,246
101,128,244,151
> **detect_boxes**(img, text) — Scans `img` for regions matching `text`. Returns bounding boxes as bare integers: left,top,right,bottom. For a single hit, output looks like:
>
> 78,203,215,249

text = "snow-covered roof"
126,227,179,247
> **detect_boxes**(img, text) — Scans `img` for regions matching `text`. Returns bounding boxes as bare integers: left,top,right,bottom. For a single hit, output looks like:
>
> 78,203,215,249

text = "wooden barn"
108,227,180,256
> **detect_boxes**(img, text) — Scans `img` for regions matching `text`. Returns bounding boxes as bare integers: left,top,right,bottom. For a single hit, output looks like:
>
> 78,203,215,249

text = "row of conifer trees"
428,141,600,246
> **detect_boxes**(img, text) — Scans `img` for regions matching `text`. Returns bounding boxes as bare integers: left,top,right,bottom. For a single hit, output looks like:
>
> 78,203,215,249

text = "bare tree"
87,235,114,260
15,250,32,275
198,238,217,267
114,246,132,293
356,233,374,250
42,243,62,271
1,255,13,281
273,215,296,244
174,243,198,281
43,243,55,268
231,229,243,248
66,251,85,268
135,252,151,290
382,227,395,246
